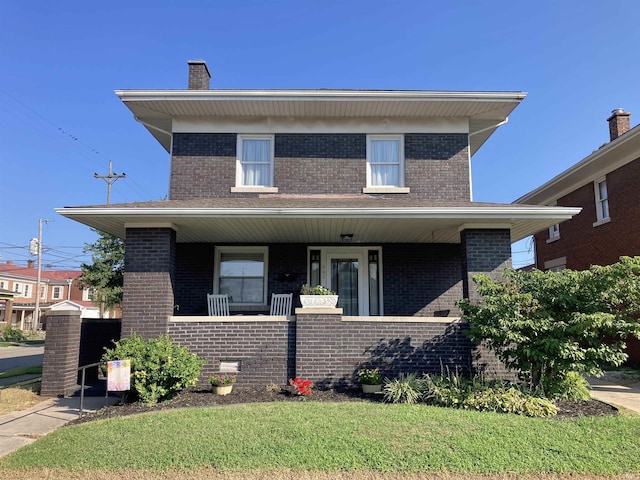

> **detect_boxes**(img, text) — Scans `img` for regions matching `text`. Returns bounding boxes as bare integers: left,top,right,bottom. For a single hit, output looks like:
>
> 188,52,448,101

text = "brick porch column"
122,227,176,339
460,228,512,303
41,310,82,397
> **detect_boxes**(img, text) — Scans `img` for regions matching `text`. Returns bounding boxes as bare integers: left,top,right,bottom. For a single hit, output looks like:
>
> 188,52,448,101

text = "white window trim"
40,285,47,300
0,280,6,290
214,246,269,306
235,135,277,190
365,134,407,190
82,288,94,302
52,286,63,300
13,283,22,295
546,223,560,243
23,284,31,298
593,177,610,227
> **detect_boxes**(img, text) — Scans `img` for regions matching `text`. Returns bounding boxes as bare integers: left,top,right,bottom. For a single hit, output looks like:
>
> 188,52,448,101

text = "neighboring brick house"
0,261,102,329
514,109,640,271
56,60,578,385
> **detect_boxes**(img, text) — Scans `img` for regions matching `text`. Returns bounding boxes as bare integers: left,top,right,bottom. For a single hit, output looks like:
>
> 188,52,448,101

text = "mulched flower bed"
69,386,618,426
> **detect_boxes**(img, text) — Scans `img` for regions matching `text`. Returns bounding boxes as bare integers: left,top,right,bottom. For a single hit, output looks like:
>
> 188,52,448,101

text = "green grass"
0,366,42,379
1,402,639,475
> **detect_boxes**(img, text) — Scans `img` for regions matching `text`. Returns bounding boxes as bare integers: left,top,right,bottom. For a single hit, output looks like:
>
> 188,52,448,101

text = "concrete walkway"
0,394,119,458
588,370,640,414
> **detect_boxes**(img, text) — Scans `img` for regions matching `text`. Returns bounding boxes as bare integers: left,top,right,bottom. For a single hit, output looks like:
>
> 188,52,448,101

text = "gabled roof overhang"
115,89,526,156
515,125,640,205
56,203,579,244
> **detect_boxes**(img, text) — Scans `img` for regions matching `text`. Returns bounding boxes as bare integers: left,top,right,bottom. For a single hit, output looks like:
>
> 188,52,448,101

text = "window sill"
231,186,279,193
362,187,410,194
592,217,611,228
546,236,560,244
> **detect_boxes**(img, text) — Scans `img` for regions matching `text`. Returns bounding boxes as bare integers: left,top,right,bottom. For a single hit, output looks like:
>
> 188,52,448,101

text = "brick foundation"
41,310,82,397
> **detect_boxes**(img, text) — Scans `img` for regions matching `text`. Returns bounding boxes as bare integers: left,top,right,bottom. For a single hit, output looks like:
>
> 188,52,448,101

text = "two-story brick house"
515,109,640,271
0,261,101,329
57,60,578,385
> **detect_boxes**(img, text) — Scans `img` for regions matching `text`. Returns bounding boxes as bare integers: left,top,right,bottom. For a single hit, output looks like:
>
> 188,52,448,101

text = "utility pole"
94,160,126,204
32,219,49,331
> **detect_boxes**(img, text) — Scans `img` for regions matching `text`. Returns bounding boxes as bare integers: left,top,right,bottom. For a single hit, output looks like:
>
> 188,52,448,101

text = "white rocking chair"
207,293,230,316
270,293,293,316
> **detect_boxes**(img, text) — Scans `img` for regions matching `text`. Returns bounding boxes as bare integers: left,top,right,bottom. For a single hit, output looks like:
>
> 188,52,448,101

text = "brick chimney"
188,60,211,90
6,260,13,265
607,108,631,141
27,260,34,268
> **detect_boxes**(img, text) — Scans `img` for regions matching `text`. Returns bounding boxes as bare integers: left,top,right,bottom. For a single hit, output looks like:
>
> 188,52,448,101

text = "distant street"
0,345,44,373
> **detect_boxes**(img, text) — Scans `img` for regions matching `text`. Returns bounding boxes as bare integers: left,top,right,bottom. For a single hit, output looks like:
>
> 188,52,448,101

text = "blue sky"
1,1,639,270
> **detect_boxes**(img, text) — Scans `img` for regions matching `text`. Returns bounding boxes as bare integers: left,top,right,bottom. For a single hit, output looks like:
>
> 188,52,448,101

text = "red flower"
289,377,313,396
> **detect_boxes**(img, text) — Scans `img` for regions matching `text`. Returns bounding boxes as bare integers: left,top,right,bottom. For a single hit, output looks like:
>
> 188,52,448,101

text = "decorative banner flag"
107,359,131,392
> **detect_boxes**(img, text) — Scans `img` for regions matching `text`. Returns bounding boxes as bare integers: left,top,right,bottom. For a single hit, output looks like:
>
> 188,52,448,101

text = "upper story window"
40,285,47,300
364,135,409,193
0,280,6,290
13,283,22,294
547,223,560,242
82,288,95,302
52,286,62,300
232,135,277,192
23,284,31,298
214,247,268,305
593,177,610,226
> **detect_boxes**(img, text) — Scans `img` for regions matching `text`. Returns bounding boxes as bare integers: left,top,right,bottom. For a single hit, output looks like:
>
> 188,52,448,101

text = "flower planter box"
300,295,339,308
361,384,383,394
212,384,234,396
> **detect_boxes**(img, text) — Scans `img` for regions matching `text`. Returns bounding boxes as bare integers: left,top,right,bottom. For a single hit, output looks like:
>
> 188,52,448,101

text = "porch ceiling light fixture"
340,233,354,243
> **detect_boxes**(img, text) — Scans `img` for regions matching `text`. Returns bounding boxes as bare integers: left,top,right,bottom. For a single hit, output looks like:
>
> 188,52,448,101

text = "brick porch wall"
168,314,480,387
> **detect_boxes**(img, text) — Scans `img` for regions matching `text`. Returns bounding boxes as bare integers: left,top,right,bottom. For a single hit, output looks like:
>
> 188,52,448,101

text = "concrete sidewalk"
0,394,118,458
588,371,640,414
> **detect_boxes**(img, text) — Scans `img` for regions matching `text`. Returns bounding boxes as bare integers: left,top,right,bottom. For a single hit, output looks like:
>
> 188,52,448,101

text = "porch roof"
56,197,580,244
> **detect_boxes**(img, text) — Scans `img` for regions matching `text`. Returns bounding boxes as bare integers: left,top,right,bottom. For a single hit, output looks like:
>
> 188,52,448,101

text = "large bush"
0,326,26,343
459,256,640,396
102,335,204,404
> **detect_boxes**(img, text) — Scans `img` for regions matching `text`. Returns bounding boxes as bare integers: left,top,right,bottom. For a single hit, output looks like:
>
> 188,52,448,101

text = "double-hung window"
365,135,408,193
233,135,276,192
52,286,62,300
594,177,610,225
214,247,268,305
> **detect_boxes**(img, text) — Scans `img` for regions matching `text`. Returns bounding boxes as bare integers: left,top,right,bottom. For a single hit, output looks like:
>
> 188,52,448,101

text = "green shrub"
463,387,557,417
420,371,557,417
383,374,424,404
0,326,26,343
543,371,591,401
102,335,204,405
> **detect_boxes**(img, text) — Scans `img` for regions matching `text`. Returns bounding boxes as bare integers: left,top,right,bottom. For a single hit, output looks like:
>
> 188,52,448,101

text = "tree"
79,229,124,317
459,256,640,394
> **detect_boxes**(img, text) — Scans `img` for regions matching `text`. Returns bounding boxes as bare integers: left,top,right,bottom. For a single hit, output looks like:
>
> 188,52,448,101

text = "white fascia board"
515,126,640,205
115,89,527,102
56,206,580,220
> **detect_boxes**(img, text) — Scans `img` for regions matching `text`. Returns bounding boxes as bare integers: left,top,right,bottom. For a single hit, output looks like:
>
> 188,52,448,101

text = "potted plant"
358,368,383,393
209,373,237,395
299,284,339,308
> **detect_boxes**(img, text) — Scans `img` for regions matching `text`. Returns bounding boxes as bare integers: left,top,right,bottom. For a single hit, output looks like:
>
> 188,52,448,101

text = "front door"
310,246,382,316
330,257,359,316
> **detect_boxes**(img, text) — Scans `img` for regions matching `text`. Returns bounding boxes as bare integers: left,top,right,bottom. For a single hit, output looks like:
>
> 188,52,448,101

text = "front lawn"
1,402,639,476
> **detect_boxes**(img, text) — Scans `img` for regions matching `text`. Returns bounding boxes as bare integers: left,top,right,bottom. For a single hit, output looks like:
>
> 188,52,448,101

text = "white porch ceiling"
56,205,580,244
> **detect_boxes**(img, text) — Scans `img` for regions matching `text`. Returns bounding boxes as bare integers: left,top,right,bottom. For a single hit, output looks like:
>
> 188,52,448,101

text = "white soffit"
515,125,640,205
116,89,526,156
56,205,578,244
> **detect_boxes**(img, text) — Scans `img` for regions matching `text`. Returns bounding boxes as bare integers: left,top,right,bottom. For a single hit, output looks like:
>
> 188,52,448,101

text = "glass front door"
331,258,359,316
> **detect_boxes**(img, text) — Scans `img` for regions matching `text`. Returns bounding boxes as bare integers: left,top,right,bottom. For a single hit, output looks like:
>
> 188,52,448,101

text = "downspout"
467,118,510,201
